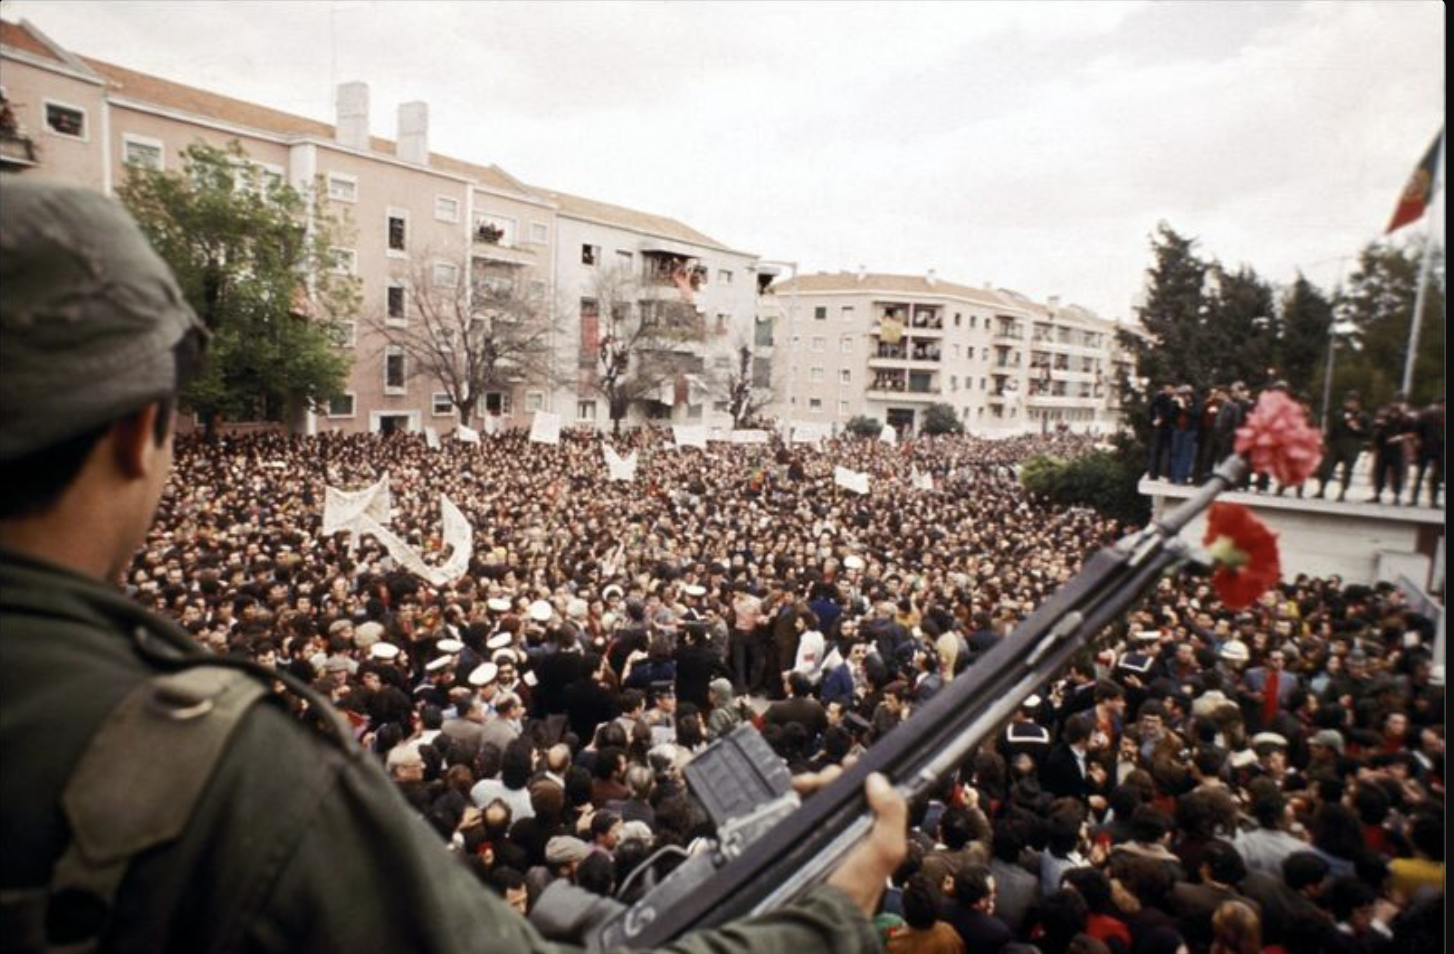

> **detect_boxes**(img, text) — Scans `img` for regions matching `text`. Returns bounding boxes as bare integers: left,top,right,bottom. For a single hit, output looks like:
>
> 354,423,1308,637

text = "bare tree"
363,254,561,427
585,263,706,435
710,338,774,428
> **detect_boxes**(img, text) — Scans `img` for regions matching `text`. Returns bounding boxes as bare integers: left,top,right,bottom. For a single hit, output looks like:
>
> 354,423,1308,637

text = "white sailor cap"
436,638,463,654
844,555,866,571
486,632,514,651
487,598,511,613
468,662,498,686
528,600,553,622
425,655,453,673
370,642,401,661
682,584,707,598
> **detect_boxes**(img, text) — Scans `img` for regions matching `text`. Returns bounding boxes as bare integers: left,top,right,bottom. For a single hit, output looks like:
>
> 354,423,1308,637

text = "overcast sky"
9,0,1445,320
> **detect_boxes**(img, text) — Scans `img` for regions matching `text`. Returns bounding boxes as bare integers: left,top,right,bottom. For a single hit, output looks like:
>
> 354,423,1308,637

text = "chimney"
856,264,866,283
1047,295,1061,310
397,101,429,165
335,82,369,150
926,268,937,288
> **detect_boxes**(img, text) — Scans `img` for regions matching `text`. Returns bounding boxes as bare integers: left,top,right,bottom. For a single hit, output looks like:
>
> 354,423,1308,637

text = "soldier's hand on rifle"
792,768,907,918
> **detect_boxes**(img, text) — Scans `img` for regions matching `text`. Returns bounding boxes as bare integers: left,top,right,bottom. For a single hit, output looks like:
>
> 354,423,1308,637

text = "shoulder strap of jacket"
31,665,267,954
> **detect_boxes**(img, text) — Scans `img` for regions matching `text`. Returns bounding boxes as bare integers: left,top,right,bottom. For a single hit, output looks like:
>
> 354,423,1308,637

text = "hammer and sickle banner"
352,494,473,587
833,466,870,495
880,316,905,345
879,423,897,445
529,410,562,445
603,445,639,481
322,473,392,541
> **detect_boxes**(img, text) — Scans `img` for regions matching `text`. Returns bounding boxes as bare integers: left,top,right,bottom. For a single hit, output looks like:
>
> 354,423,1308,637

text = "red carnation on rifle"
1235,390,1324,487
1203,502,1281,610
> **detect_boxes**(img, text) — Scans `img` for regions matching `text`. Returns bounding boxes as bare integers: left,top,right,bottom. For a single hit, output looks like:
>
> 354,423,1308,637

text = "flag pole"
1400,129,1446,397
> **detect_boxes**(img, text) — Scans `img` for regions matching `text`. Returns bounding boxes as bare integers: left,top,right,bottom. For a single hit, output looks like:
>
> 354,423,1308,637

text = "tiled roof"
774,272,1015,309
530,185,744,255
0,20,64,63
47,51,541,200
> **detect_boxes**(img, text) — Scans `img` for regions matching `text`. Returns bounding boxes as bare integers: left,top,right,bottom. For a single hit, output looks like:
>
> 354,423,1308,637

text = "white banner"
454,424,479,444
482,415,501,437
729,429,771,445
354,494,472,587
911,466,934,492
603,445,638,481
529,411,562,445
322,473,392,538
672,424,708,449
879,424,896,445
833,466,870,495
425,426,441,449
791,422,832,445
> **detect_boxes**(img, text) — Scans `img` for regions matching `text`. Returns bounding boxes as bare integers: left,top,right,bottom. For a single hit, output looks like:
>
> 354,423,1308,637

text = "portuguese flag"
1385,129,1444,234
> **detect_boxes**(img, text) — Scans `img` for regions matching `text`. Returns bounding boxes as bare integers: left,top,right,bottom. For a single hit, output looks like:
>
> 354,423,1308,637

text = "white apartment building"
530,187,764,432
770,271,1129,436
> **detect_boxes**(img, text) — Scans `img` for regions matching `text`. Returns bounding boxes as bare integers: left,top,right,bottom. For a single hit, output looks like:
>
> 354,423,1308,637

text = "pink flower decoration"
1235,390,1324,487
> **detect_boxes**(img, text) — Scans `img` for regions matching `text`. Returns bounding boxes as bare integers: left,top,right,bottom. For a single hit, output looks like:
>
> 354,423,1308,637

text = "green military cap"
0,178,208,461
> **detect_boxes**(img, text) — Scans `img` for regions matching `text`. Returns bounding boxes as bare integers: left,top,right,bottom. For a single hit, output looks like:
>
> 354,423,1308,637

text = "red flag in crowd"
1385,129,1444,234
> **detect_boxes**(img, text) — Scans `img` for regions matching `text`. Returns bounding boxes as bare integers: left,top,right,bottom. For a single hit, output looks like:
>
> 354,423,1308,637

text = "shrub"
845,415,884,439
922,403,964,436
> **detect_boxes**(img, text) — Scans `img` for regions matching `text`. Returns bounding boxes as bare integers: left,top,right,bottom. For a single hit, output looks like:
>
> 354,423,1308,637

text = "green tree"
845,415,883,438
1207,264,1279,388
1280,274,1335,417
118,141,356,430
922,403,964,435
1332,239,1445,408
1117,223,1211,447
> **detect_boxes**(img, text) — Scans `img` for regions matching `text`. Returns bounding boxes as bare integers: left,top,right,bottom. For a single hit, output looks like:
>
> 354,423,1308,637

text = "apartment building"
530,187,762,431
770,270,1128,436
0,18,765,435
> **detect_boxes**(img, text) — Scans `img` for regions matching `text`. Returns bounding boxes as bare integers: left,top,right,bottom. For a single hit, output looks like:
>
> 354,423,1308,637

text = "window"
384,348,407,394
791,335,801,349
811,337,826,352
529,222,549,244
954,313,962,328
434,196,460,223
967,346,974,360
814,306,827,321
485,392,512,416
474,213,516,246
387,282,407,325
330,248,357,276
840,335,854,353
581,244,601,266
841,305,855,321
838,401,850,415
525,391,545,412
718,269,733,285
840,369,851,384
970,315,978,329
432,261,459,288
387,211,408,254
44,101,85,139
577,400,597,422
327,393,356,418
617,250,634,268
330,319,357,348
809,398,823,410
810,367,825,383
122,134,163,170
327,173,357,203
430,393,455,416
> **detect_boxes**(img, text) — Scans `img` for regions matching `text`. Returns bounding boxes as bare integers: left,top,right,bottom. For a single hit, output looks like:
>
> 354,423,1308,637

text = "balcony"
866,387,942,403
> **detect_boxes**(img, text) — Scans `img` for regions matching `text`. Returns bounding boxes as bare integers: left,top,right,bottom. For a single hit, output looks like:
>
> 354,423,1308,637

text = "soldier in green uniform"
1313,390,1369,502
0,179,904,953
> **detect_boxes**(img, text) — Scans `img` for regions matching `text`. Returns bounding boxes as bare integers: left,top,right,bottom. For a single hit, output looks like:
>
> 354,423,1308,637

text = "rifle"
533,455,1248,950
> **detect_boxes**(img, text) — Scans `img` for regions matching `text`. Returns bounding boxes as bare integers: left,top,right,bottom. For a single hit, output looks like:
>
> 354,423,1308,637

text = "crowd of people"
127,426,1444,954
1146,382,1443,508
